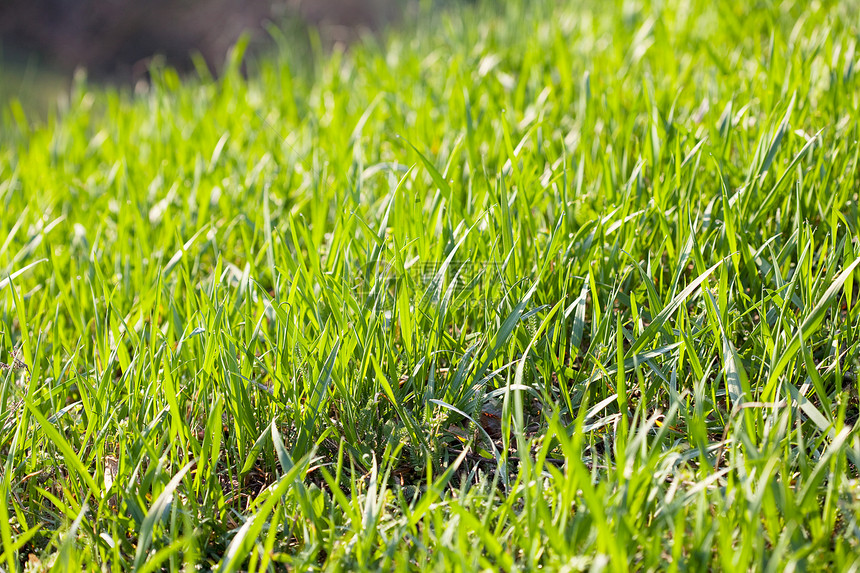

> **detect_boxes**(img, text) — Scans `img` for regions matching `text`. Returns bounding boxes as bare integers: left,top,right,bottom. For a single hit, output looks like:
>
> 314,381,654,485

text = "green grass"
2,0,860,570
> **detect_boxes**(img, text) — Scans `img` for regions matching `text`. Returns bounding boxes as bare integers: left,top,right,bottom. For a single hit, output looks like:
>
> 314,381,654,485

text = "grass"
1,0,860,569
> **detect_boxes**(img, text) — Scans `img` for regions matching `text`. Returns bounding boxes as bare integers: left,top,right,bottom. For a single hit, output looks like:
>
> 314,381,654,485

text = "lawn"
2,0,860,570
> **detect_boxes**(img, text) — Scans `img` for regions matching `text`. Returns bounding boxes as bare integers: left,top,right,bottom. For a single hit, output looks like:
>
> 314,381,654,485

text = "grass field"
2,0,860,570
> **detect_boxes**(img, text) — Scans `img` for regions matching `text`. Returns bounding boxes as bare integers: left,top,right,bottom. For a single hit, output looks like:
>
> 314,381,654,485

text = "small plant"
0,346,29,375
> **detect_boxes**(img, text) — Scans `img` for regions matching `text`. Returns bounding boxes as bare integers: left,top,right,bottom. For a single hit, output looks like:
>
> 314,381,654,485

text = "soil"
0,0,404,77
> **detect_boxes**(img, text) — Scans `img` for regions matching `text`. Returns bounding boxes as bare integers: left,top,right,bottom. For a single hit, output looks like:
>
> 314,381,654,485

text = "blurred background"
0,0,412,111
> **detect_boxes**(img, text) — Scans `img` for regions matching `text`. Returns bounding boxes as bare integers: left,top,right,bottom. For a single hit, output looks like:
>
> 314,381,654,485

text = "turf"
2,0,860,570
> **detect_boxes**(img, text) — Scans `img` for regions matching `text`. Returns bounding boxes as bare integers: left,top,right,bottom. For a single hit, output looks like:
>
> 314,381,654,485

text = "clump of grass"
1,0,860,570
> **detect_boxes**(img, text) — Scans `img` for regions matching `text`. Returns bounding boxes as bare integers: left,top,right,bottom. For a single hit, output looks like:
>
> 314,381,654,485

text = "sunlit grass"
1,0,860,570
